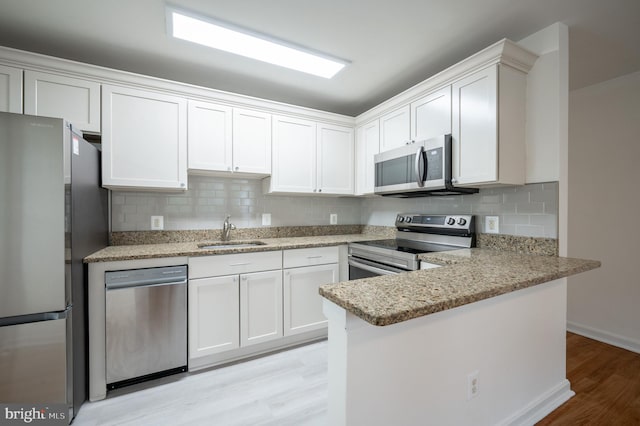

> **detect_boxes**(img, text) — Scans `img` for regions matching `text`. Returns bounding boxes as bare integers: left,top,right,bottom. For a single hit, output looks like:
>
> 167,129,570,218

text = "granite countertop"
319,248,600,326
84,234,385,263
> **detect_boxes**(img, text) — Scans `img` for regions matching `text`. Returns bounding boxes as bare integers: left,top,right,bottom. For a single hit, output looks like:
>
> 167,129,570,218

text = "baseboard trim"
498,379,574,426
567,321,640,354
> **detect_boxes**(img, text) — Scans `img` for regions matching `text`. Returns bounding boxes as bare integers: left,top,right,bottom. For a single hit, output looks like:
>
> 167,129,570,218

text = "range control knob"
447,217,456,225
405,216,412,223
397,216,405,223
458,218,467,226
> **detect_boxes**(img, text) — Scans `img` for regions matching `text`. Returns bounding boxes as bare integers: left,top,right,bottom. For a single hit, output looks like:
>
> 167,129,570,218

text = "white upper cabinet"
232,108,272,175
267,115,354,195
452,64,526,186
316,123,354,195
268,115,317,194
188,103,271,176
0,64,22,113
410,86,451,141
380,105,410,151
187,100,232,173
355,119,380,195
102,84,188,190
24,70,100,133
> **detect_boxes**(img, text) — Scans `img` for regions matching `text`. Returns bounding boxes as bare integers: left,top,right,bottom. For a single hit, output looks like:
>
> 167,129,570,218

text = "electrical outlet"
467,371,479,400
485,216,499,234
330,213,338,225
262,213,271,226
151,215,164,230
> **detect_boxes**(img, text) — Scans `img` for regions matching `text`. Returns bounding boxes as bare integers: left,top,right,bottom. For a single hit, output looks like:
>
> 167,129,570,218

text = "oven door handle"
348,258,401,276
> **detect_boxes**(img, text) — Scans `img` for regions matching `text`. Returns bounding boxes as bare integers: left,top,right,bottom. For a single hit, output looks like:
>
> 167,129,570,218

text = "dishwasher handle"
105,265,188,290
106,278,187,290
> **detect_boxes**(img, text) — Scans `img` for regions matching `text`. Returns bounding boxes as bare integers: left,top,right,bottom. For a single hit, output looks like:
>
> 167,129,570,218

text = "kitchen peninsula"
319,249,599,426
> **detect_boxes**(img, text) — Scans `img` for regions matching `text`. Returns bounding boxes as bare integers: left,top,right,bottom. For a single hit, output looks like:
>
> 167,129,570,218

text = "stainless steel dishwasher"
105,265,188,390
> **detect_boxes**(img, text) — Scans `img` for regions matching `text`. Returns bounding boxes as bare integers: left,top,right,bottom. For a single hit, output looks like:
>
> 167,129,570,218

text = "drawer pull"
230,262,251,266
306,256,323,259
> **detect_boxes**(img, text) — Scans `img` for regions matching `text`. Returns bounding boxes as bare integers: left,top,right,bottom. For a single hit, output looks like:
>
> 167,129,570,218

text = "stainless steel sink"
197,241,267,249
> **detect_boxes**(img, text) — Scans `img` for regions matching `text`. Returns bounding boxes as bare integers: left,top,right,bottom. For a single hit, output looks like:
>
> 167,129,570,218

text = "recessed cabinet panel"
24,70,100,132
317,123,354,195
102,85,187,190
0,64,22,113
411,86,452,141
380,105,410,151
187,100,233,172
188,275,240,358
355,120,380,195
284,263,338,336
240,270,283,347
270,115,316,193
232,108,272,175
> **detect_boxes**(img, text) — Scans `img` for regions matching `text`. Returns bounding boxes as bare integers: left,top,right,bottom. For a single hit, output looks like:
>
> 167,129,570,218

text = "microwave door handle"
415,146,425,187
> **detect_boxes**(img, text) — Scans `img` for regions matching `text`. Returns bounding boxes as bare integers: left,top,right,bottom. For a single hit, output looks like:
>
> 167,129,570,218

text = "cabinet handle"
313,189,317,192
318,189,322,193
230,262,251,266
235,166,239,171
241,276,247,281
306,256,323,259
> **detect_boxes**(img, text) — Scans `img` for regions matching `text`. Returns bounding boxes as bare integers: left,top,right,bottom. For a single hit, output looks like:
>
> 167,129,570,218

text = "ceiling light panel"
168,8,347,79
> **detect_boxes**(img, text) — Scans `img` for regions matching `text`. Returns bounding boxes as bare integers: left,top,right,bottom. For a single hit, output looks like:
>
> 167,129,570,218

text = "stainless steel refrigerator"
0,112,108,421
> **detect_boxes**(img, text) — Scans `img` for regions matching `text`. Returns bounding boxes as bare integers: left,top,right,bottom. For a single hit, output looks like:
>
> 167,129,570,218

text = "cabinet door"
240,270,283,347
411,86,451,141
355,120,380,195
380,105,410,151
233,108,271,174
283,263,338,336
24,70,100,132
187,100,232,173
270,115,316,193
316,123,354,195
102,85,187,190
188,275,240,358
0,64,22,113
452,66,498,185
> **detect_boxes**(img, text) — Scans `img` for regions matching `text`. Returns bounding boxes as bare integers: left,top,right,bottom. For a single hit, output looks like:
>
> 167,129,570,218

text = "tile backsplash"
111,175,362,231
112,176,558,238
360,182,558,238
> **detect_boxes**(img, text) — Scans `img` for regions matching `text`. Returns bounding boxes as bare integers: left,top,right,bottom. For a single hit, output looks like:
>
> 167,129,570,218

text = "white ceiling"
0,0,638,116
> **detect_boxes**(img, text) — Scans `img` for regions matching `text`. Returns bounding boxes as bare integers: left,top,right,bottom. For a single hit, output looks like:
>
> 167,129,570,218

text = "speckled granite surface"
110,225,365,245
477,233,558,256
319,248,600,326
85,234,385,263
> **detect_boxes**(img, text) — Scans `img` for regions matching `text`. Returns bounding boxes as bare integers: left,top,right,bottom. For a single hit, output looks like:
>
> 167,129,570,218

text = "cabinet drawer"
189,251,282,279
283,246,339,268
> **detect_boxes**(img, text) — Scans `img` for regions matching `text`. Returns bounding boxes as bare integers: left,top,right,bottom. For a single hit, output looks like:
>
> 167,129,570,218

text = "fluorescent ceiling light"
168,8,347,79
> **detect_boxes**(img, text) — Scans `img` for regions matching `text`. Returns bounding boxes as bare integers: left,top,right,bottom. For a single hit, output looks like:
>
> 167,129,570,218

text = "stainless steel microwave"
373,134,478,197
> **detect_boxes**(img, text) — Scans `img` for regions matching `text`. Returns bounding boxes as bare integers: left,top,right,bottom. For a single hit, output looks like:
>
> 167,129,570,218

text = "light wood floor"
73,340,328,426
537,332,640,425
74,333,640,425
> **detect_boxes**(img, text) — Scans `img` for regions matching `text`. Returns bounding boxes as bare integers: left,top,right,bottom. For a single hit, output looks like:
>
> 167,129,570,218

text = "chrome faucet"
222,215,236,241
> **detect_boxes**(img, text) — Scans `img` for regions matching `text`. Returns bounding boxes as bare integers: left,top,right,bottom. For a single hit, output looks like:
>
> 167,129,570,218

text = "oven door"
348,257,407,279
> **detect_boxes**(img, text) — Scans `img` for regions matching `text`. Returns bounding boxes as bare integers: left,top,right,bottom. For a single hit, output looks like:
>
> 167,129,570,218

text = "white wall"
566,71,640,353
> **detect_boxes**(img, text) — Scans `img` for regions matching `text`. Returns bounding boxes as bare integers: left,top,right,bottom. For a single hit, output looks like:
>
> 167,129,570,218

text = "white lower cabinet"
283,246,339,336
240,270,283,346
188,275,240,358
284,263,338,336
187,252,283,361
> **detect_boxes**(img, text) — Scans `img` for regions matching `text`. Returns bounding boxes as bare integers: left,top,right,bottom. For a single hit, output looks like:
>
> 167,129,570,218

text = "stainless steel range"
348,213,475,278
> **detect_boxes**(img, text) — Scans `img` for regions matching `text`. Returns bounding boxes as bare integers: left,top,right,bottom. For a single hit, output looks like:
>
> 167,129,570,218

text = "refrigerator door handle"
0,308,70,327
